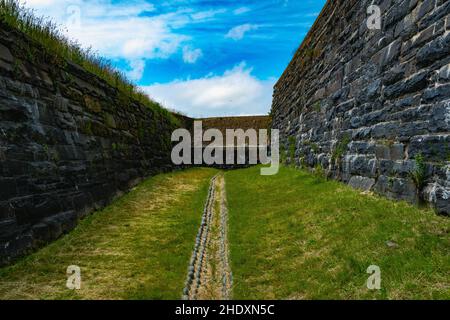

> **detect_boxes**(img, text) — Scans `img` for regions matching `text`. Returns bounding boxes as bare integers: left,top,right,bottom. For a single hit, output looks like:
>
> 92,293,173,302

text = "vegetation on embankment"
200,116,271,135
0,168,217,300
0,0,178,124
226,166,450,300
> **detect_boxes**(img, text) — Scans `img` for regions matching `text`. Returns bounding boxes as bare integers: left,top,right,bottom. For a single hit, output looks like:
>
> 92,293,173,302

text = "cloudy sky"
24,0,326,117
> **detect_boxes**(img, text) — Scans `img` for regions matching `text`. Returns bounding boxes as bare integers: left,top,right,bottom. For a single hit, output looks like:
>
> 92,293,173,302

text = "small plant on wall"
410,153,427,191
304,140,320,154
330,134,351,179
332,134,351,163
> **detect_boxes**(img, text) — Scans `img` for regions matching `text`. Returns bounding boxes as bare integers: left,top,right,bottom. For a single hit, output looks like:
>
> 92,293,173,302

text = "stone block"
72,193,93,218
417,0,436,21
0,177,18,202
348,176,376,192
411,24,436,48
376,145,391,159
416,32,450,66
371,39,401,68
390,144,405,161
384,70,429,99
31,223,51,243
374,176,418,204
438,63,450,80
41,216,63,240
424,183,450,215
371,122,400,139
0,60,13,72
2,233,33,262
392,178,418,203
383,64,406,85
33,196,62,222
0,99,30,122
409,134,450,161
422,83,450,102
392,160,416,178
84,96,102,113
380,160,395,175
0,43,13,62
385,1,411,28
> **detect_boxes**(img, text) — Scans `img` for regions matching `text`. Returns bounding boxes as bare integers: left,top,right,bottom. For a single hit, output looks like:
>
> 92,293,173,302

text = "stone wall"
0,22,177,265
272,0,450,214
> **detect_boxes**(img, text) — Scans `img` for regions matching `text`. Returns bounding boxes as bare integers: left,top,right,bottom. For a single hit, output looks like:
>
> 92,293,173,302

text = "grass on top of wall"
225,166,450,300
0,0,179,126
0,168,218,300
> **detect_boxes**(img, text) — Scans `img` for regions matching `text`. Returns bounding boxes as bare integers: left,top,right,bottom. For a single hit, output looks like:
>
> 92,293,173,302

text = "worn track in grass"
183,174,233,300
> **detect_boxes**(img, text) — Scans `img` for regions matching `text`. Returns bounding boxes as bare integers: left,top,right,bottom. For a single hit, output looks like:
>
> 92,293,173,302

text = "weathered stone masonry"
272,0,450,214
0,22,176,265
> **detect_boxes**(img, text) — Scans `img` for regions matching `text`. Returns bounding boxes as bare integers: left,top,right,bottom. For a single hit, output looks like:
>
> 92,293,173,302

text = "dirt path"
183,174,233,300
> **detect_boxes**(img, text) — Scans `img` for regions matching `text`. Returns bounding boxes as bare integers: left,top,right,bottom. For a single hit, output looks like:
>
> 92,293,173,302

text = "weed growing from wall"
332,135,351,162
410,153,427,190
304,140,320,154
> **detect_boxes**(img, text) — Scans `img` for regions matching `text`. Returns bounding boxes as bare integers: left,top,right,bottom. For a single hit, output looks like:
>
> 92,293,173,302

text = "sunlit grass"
0,168,217,300
226,166,450,300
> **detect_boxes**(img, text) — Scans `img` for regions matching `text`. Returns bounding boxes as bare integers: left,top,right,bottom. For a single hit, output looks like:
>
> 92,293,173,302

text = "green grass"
0,168,217,300
0,0,179,125
225,166,450,300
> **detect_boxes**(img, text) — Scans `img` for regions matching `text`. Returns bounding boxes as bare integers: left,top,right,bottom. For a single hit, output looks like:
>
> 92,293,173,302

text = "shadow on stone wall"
0,22,177,265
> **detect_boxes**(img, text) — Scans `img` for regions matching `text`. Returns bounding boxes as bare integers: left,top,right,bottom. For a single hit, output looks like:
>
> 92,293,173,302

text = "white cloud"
21,0,209,81
190,9,227,21
233,7,251,15
126,59,146,82
46,2,181,59
225,24,259,40
182,46,203,64
142,63,275,118
24,0,156,17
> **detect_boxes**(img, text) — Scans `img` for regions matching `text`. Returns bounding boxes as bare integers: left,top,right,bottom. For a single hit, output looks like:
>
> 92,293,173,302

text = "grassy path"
1,166,448,300
184,174,233,300
0,168,217,300
225,166,450,300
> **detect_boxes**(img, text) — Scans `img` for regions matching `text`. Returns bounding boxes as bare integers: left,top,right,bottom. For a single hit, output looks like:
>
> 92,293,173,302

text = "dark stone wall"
272,0,450,214
0,22,176,265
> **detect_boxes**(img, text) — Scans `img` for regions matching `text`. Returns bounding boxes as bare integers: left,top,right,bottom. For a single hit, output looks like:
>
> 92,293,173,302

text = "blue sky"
26,0,326,117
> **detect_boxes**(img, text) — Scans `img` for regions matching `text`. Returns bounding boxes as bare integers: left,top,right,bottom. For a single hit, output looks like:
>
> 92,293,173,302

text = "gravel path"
182,174,233,300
